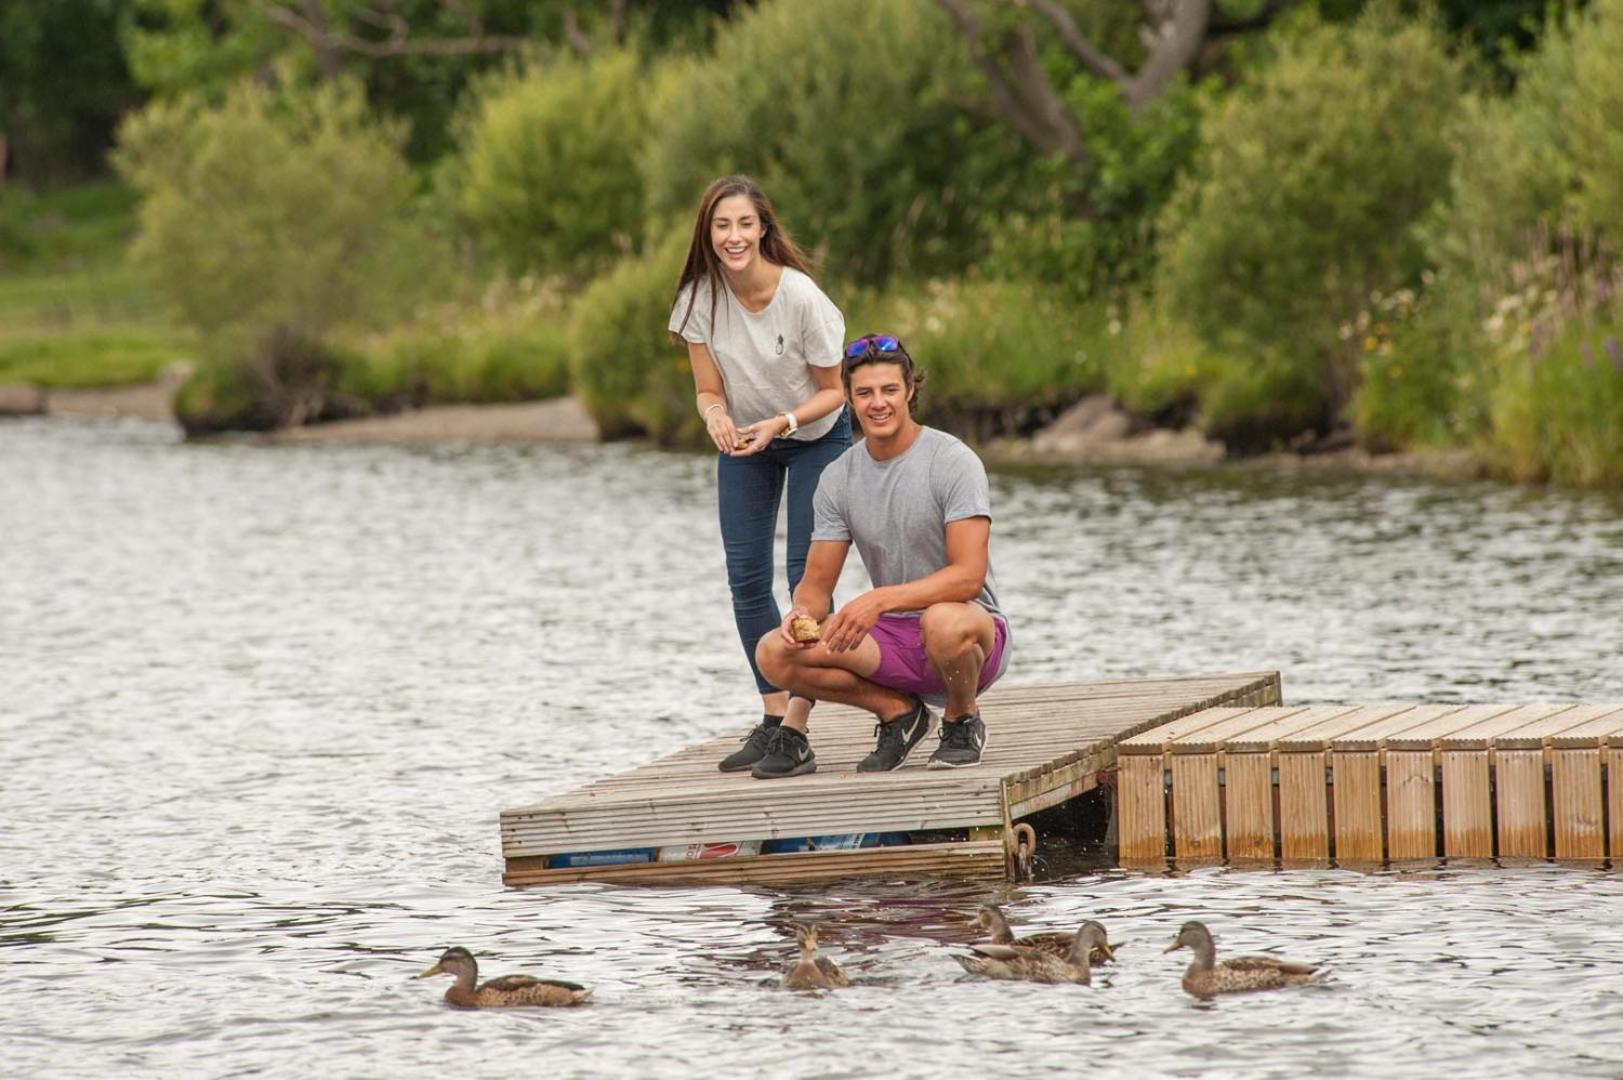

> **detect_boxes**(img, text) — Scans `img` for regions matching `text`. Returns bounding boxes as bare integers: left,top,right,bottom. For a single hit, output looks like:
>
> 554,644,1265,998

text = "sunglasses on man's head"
843,334,902,359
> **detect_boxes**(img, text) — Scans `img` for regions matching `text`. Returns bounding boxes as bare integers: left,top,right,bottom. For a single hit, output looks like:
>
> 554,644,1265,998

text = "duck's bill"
1098,941,1116,961
1163,938,1183,953
417,963,444,978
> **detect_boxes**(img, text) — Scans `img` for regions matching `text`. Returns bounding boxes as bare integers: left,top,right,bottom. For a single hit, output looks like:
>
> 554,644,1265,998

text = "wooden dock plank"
1332,751,1384,862
1547,706,1623,749
1438,704,1576,749
1278,751,1330,862
1386,750,1437,859
1441,750,1493,858
1118,707,1263,754
501,673,1276,881
1157,706,1313,754
1324,704,1468,751
1494,749,1547,859
1491,703,1620,748
1170,753,1222,861
1552,748,1606,859
1384,704,1519,750
1610,748,1623,860
1223,752,1275,862
502,841,1007,886
1224,706,1373,753
1118,753,1167,865
1276,705,1402,751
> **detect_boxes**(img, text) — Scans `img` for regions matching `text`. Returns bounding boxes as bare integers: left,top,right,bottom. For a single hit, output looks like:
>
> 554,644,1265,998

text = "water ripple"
3,418,1622,1077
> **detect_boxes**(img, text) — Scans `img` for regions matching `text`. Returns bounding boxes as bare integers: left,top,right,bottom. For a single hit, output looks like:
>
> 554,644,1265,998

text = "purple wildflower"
1606,335,1623,375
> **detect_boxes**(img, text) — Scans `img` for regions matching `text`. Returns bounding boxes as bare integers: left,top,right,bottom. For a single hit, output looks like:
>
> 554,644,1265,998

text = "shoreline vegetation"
12,375,1482,483
4,2,1622,489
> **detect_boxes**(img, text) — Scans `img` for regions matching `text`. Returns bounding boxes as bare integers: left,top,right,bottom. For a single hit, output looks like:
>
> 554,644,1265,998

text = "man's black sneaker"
751,725,817,779
857,698,935,772
927,714,987,769
718,714,783,773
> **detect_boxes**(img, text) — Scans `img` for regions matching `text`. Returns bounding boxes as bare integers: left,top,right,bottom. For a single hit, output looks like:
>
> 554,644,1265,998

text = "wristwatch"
781,411,799,435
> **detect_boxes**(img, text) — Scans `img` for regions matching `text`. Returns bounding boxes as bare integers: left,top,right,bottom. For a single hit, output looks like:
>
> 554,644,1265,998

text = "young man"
750,334,1011,779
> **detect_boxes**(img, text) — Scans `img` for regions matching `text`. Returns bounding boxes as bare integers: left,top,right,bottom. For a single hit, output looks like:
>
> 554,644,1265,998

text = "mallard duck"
1164,921,1323,999
418,946,592,1008
975,904,1122,965
781,924,849,990
955,919,1113,985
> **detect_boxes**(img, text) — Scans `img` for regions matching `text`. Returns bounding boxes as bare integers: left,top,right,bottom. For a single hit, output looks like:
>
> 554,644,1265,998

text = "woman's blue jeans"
717,409,852,695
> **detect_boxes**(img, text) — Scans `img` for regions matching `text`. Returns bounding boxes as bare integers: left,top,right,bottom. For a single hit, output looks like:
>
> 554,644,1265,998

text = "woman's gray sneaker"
927,714,986,769
718,715,783,772
751,725,817,779
857,699,935,772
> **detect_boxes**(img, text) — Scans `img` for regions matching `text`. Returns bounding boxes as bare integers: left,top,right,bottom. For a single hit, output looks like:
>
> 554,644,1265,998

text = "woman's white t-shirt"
668,266,845,441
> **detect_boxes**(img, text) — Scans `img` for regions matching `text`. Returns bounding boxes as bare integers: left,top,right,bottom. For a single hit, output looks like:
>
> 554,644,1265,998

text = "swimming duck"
418,946,592,1008
781,924,849,990
955,919,1113,985
1164,921,1322,999
975,904,1121,965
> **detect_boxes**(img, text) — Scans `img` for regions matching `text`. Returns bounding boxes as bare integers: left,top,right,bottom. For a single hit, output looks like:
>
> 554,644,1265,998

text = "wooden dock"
500,671,1282,886
1118,703,1623,866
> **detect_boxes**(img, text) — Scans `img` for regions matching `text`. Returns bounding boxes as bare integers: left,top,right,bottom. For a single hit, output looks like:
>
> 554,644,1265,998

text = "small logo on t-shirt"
775,334,785,356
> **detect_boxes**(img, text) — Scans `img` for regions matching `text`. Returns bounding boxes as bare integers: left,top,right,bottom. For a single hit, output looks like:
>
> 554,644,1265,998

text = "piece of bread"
790,616,822,643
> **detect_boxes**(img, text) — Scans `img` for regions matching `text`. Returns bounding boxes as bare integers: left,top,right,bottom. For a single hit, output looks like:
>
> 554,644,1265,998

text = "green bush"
567,228,692,443
1161,8,1463,432
641,0,1003,284
1426,15,1579,284
980,77,1207,295
1565,0,1623,246
840,279,1111,440
1105,301,1230,425
346,319,571,407
456,49,648,280
114,79,427,352
0,329,191,389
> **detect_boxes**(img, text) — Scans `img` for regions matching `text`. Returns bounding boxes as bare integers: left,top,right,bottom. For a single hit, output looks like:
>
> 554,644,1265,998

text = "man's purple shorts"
867,611,1009,701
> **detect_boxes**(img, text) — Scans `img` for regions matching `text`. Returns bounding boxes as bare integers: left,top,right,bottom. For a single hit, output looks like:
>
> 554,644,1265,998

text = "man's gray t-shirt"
812,427,1008,647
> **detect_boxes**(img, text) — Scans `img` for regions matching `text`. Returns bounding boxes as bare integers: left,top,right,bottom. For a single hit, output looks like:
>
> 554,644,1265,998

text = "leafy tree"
643,0,1017,285
455,49,648,279
1161,7,1463,429
123,0,738,160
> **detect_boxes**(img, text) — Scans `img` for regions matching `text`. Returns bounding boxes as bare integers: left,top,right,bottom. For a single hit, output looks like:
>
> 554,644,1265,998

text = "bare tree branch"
561,10,592,56
1024,0,1128,84
266,2,531,60
934,0,1091,168
1125,0,1211,110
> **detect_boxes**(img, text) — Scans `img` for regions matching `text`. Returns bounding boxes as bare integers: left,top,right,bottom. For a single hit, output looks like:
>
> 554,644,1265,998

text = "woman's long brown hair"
670,175,813,343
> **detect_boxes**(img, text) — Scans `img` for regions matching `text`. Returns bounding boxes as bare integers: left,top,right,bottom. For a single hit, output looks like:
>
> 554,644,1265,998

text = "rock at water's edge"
0,383,48,416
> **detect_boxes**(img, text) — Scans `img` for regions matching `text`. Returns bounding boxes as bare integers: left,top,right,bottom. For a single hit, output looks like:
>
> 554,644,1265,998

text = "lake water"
4,417,1621,1077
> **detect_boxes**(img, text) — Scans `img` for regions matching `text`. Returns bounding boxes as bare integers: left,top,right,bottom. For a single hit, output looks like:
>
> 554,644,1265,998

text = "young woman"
668,175,851,773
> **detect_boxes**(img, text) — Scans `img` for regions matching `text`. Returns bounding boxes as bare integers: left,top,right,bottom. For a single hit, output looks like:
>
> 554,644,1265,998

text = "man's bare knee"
756,633,797,686
920,604,980,658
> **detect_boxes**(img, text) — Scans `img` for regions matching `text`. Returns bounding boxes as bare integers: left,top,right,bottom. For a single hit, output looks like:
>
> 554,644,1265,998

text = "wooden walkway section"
501,671,1281,886
1118,703,1623,866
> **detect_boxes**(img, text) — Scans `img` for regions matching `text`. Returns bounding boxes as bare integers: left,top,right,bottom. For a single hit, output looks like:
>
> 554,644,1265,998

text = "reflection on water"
3,418,1622,1077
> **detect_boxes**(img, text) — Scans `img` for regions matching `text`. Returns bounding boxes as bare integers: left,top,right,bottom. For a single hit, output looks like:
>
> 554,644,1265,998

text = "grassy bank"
0,181,189,387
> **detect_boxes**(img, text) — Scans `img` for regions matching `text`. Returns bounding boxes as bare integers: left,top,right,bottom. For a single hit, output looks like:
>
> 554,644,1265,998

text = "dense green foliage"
114,80,425,348
456,49,648,279
5,0,1620,486
567,228,691,443
1161,8,1463,434
642,0,1012,284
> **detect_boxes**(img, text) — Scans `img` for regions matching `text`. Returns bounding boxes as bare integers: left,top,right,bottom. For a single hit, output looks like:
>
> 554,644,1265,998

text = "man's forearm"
868,564,985,615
